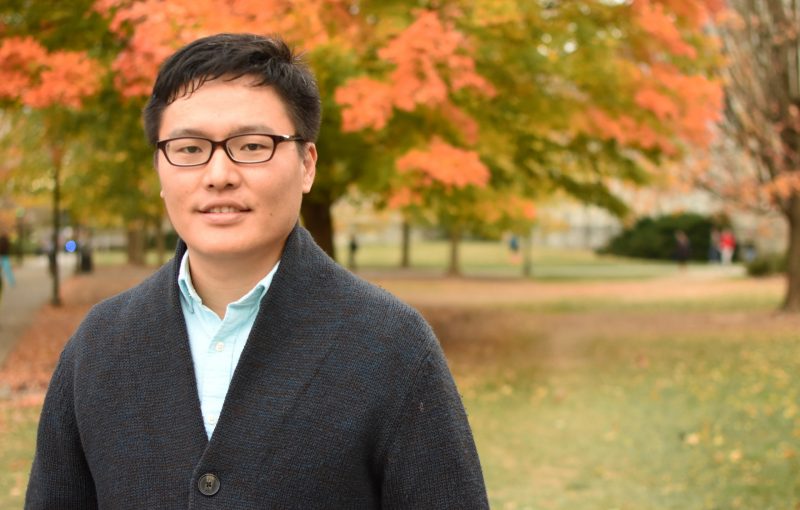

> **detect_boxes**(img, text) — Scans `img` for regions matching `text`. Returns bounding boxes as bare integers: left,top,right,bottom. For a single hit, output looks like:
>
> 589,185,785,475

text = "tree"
335,8,501,274
0,28,102,304
706,0,800,311
2,0,728,274
338,0,724,274
0,0,164,272
458,0,725,210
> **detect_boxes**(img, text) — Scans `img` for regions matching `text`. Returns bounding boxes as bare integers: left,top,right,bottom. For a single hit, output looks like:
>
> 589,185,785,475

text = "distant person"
508,234,521,264
0,233,15,297
742,240,757,264
348,233,359,270
674,230,691,269
27,33,488,509
719,228,736,265
708,227,721,263
44,240,57,277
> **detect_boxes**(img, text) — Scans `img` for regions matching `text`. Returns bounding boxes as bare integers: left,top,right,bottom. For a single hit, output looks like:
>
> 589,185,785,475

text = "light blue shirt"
177,252,279,439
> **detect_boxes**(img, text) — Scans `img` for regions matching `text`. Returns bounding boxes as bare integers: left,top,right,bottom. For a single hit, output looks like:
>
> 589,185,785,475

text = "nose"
201,145,242,190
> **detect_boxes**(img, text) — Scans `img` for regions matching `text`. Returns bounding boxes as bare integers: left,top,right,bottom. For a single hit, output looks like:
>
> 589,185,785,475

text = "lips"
205,206,244,213
198,202,250,214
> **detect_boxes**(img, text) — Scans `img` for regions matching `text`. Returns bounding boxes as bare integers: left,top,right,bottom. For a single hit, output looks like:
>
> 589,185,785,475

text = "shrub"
746,253,786,277
600,213,720,261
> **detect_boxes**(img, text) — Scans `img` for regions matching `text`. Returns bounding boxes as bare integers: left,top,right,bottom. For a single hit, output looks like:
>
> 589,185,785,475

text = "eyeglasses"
156,133,305,167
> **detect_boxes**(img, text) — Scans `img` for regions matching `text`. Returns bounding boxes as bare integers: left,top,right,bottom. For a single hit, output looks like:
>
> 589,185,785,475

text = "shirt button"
207,415,218,425
198,473,220,496
214,342,225,352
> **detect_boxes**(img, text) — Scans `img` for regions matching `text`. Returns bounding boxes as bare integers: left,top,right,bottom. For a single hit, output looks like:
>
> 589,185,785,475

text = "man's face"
156,76,316,266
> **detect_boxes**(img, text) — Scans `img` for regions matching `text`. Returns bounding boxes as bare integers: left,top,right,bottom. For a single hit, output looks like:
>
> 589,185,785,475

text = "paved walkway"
0,254,75,369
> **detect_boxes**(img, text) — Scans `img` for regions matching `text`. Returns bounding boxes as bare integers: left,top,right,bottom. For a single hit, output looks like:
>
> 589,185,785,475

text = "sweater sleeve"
379,344,489,509
25,343,98,510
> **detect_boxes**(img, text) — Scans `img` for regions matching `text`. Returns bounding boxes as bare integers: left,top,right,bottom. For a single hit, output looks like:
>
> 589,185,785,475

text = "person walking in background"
0,232,15,299
508,234,521,264
708,227,721,263
674,230,691,270
720,228,737,265
26,33,488,509
348,232,359,271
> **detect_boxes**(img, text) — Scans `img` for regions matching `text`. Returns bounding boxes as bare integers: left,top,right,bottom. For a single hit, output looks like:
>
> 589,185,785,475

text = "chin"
190,238,280,260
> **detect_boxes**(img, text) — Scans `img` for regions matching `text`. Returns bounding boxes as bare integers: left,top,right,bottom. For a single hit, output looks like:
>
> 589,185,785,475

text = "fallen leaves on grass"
0,303,92,392
0,266,154,394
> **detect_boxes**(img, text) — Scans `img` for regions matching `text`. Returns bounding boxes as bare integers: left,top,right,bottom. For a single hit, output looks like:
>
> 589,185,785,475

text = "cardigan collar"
163,223,339,452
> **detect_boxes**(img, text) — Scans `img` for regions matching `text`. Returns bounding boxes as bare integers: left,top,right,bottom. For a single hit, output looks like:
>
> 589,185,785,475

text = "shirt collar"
177,251,279,314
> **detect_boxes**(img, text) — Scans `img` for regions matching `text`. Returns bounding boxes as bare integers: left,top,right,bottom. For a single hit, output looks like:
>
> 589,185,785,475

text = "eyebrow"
165,125,283,139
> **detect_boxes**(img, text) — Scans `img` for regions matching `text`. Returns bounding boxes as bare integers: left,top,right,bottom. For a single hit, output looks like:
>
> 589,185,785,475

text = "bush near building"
745,253,786,277
599,213,721,262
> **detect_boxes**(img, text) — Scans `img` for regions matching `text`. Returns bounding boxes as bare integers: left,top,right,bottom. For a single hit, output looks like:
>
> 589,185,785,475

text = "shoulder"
276,226,439,375
282,226,431,330
290,227,433,341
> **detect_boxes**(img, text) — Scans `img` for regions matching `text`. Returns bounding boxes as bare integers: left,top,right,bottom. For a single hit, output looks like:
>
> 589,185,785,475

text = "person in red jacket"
719,228,736,265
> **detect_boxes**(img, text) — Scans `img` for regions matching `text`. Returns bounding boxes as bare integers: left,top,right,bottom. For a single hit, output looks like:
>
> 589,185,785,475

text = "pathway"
0,254,76,369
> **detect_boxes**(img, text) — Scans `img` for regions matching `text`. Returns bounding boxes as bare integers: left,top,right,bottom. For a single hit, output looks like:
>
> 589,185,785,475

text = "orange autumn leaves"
397,138,489,190
633,0,726,58
335,10,505,219
581,65,724,155
336,2,725,225
388,138,535,228
336,10,494,132
333,7,491,209
390,138,488,212
2,0,729,231
0,37,100,108
578,0,725,156
94,0,360,97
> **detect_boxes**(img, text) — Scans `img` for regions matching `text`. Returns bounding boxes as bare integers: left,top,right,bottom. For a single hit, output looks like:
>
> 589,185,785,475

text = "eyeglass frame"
155,133,306,167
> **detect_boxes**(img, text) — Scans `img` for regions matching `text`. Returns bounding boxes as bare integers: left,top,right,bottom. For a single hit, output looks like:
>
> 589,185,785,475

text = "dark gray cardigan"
26,226,488,509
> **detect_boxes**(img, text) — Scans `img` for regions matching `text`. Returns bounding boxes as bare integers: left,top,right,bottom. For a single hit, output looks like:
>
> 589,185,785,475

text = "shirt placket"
200,311,239,433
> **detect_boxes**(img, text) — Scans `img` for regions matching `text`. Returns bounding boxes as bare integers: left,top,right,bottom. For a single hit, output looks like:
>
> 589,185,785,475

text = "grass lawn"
0,401,40,505
451,315,800,509
93,238,683,280
0,245,793,509
339,238,687,280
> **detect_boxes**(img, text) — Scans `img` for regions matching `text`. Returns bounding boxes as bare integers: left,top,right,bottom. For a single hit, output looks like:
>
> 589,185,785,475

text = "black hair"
143,33,321,145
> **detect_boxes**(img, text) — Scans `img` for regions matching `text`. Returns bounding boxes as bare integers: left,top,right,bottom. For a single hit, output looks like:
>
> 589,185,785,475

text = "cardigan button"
198,473,220,496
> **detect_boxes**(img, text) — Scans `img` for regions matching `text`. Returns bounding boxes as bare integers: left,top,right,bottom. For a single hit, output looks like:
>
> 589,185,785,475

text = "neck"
187,250,279,318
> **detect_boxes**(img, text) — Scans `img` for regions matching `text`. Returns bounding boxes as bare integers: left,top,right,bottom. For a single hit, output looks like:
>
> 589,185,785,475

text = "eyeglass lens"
164,134,277,166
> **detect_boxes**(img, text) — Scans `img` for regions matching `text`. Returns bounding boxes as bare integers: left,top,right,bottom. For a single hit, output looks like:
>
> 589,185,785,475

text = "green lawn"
464,326,800,509
342,238,709,280
0,404,40,506
94,238,708,280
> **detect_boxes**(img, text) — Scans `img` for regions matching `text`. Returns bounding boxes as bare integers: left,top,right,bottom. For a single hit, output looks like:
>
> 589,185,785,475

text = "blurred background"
1,0,799,508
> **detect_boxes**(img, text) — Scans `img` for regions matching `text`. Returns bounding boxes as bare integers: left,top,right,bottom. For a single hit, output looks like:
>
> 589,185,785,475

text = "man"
26,33,488,509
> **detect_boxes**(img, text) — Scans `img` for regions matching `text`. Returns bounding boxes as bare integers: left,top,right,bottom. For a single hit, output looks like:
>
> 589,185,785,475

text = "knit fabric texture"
26,226,489,509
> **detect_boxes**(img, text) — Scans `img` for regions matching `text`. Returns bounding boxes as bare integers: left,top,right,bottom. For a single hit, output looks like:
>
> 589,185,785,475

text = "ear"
301,143,317,194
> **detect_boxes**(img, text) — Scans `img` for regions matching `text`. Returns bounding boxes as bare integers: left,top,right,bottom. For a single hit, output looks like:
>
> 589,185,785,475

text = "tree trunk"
16,213,25,264
447,225,462,276
783,194,800,311
301,199,335,260
522,231,533,278
400,220,411,268
126,221,147,266
73,223,82,273
50,146,63,307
